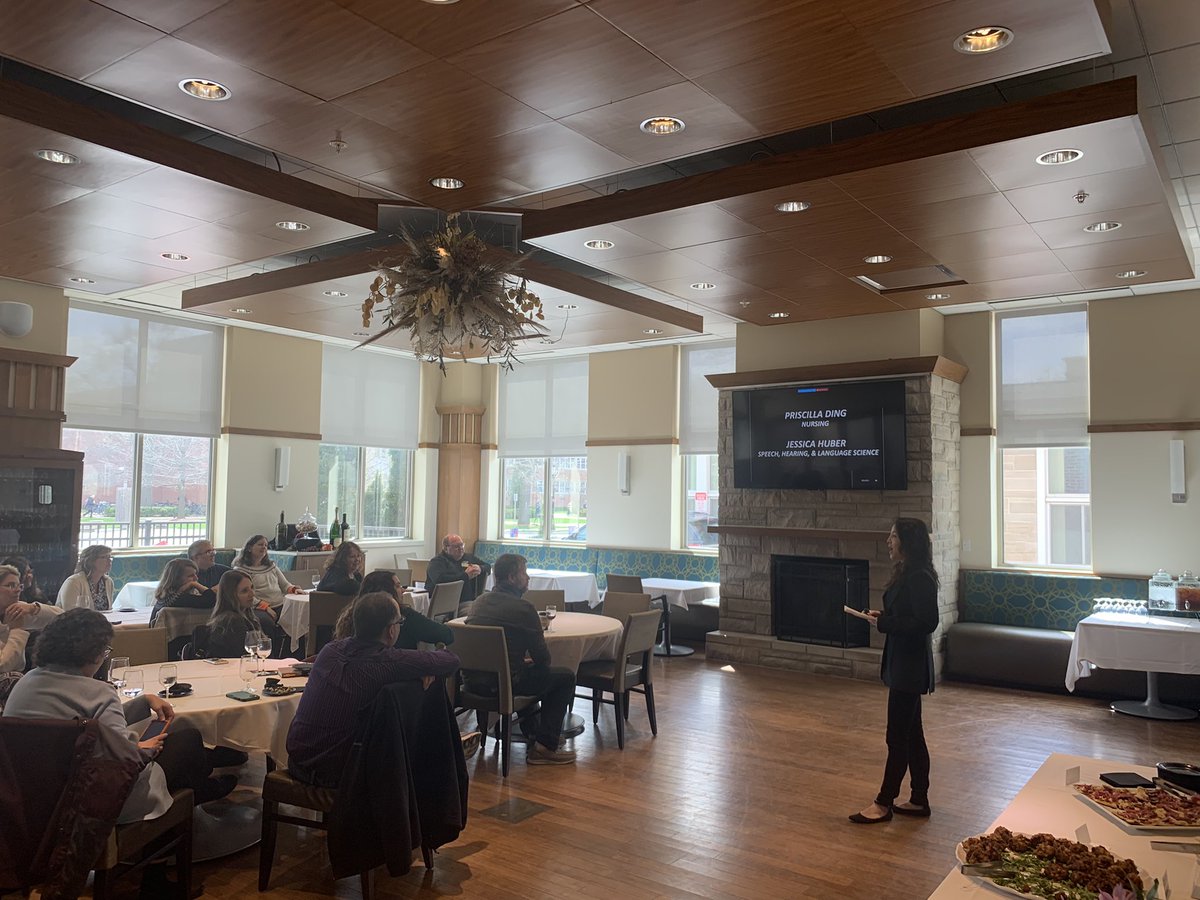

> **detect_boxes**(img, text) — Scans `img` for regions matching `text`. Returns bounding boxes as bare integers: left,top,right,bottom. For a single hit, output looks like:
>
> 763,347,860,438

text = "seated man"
425,534,490,608
188,539,230,590
0,563,62,681
285,592,460,787
467,554,576,766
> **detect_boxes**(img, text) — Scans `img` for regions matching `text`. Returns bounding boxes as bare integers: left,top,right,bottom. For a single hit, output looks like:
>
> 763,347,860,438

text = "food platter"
956,827,1152,900
1073,783,1200,832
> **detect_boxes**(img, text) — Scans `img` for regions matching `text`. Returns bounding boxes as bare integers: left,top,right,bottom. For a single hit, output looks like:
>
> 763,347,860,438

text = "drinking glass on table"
240,655,257,694
545,605,557,632
256,634,273,670
109,656,130,692
158,663,177,697
122,669,143,698
245,630,261,673
311,572,320,589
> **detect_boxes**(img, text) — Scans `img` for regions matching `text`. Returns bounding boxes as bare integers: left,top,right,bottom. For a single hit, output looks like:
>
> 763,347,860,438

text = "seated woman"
149,558,215,628
2,608,236,821
232,534,300,614
1,564,62,709
207,569,280,659
333,570,454,650
2,555,45,603
56,545,115,611
316,541,364,596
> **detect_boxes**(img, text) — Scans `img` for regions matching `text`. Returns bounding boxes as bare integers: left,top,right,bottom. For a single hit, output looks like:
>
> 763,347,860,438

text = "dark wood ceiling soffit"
521,79,1140,240
0,77,395,231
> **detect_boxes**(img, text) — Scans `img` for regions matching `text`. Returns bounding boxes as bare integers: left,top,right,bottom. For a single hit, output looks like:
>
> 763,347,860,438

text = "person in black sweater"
333,570,453,650
207,570,275,659
425,534,490,606
850,518,940,824
316,542,364,596
149,558,216,627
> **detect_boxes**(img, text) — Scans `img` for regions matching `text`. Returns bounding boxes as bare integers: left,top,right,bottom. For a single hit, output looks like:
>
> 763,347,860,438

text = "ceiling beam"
521,78,1139,239
0,77,401,231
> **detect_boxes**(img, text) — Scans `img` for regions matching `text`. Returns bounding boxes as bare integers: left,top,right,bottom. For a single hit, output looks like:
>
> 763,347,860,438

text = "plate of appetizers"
1073,782,1200,831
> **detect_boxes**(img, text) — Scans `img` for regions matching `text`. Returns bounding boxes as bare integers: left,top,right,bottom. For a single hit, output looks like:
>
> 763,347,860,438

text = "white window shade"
320,346,419,448
997,308,1090,448
65,304,223,437
498,358,588,456
680,342,735,454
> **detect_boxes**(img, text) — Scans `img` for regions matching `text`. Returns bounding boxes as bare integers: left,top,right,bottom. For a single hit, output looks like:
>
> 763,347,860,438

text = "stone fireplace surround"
704,357,964,682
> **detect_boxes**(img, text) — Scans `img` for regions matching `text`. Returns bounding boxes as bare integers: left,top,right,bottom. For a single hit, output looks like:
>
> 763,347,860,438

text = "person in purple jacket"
285,591,459,787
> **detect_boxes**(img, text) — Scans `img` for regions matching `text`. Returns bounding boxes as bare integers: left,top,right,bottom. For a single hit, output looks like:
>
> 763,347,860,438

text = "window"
64,428,213,549
996,308,1091,568
680,343,734,549
318,444,413,541
500,456,587,541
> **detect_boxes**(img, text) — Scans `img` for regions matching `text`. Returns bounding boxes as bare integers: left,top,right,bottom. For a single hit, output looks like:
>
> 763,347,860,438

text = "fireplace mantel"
704,355,966,390
708,525,890,541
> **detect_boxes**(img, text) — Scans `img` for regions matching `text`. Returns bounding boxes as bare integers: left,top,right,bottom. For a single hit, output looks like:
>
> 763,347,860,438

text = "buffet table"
1067,611,1200,720
929,752,1199,898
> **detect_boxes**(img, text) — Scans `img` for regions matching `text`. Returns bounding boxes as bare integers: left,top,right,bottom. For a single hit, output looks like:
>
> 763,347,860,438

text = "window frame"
318,443,415,543
680,452,719,552
498,455,588,543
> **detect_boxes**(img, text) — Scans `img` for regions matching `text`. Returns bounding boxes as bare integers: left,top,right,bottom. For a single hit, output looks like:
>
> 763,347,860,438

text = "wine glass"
240,655,257,694
311,572,320,589
256,634,273,670
122,670,143,698
110,656,130,692
545,605,557,632
158,664,177,697
245,630,260,673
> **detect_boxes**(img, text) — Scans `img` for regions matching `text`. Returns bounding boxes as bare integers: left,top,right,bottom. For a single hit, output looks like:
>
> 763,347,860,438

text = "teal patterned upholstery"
960,569,1147,630
472,542,718,589
109,549,235,591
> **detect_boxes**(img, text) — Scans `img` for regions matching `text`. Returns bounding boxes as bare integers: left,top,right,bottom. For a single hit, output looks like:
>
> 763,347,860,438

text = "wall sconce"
617,451,631,495
0,301,33,337
1169,439,1186,503
274,447,290,492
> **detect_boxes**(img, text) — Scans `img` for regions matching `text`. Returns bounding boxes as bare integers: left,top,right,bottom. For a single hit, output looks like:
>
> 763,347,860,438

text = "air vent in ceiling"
854,264,965,294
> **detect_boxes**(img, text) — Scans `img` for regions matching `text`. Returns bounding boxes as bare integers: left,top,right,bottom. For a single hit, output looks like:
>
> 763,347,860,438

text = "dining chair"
309,591,351,656
605,574,643,594
524,589,566,612
576,609,662,749
180,624,212,660
600,591,652,625
389,568,412,588
446,623,540,777
407,559,429,585
427,580,463,623
110,626,169,666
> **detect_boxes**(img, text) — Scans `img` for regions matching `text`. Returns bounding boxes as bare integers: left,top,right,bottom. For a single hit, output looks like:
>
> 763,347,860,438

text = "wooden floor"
163,652,1197,900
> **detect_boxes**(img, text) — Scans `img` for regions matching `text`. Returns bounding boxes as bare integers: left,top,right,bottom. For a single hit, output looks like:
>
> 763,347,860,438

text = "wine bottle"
276,510,288,551
341,511,350,543
330,506,341,548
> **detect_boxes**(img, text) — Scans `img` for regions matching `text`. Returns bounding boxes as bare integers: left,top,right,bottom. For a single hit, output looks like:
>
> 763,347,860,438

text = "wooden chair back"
389,568,412,588
601,592,652,626
110,627,169,666
605,574,643,594
308,591,352,656
407,559,429,584
427,580,463,622
524,589,566,612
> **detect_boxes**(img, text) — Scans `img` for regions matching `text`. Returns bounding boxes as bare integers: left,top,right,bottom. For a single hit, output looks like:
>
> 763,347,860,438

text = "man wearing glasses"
426,534,491,608
187,540,230,590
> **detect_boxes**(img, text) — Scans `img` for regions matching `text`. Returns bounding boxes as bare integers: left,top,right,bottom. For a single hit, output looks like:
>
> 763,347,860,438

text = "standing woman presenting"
850,517,940,824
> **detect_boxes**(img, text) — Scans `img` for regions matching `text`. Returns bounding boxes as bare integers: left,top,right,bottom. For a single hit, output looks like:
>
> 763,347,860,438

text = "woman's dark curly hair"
34,608,113,669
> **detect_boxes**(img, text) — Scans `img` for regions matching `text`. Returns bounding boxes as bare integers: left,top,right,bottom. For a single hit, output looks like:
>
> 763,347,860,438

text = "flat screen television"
732,380,907,490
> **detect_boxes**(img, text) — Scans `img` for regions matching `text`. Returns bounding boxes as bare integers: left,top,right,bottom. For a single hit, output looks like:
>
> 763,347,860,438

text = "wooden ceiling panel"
0,170,91,227
0,0,163,80
333,60,549,151
214,202,370,248
591,250,723,286
712,181,860,232
1003,165,1170,222
0,119,158,190
91,0,231,33
174,0,432,101
617,205,762,250
1052,234,1191,270
525,224,666,263
448,7,683,120
863,192,1026,239
19,265,144,294
1030,203,1180,249
164,222,299,263
1072,255,1197,290
831,152,996,205
558,82,759,165
950,250,1069,284
910,223,1050,265
85,37,324,136
976,271,1084,301
35,192,205,239
100,168,276,223
674,233,794,271
643,276,785,313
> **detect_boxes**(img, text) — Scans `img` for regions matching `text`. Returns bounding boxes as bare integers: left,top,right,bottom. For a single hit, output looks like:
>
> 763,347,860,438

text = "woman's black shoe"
892,803,931,817
195,773,238,804
848,808,893,824
207,746,250,768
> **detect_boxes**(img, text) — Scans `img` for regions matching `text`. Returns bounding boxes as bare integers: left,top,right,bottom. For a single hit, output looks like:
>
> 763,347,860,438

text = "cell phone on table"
142,718,171,741
225,690,260,702
202,657,229,665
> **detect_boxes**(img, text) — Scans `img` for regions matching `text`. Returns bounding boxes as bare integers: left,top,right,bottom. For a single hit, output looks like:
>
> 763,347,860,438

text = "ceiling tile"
1052,233,1191,269
1104,0,1148,61
1150,43,1200,104
1004,165,1171,222
866,192,1026,238
910,223,1050,265
832,152,996,205
91,0,231,33
617,205,762,250
100,168,276,222
1134,0,1200,53
0,171,92,228
37,192,204,239
952,250,1068,283
1072,254,1197,289
1174,140,1200,177
1030,203,1180,248
0,0,164,80
526,224,665,262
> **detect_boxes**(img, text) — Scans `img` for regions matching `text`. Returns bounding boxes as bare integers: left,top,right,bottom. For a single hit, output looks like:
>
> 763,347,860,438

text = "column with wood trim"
0,346,76,450
434,405,484,548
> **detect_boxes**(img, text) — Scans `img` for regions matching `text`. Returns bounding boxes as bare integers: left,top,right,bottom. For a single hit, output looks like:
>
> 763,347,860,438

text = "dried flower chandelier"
360,214,545,370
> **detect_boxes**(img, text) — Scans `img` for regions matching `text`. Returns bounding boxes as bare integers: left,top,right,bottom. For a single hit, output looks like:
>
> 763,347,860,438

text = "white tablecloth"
278,591,430,644
114,580,159,609
929,752,1200,898
639,578,719,610
103,608,152,630
485,569,601,608
124,659,306,765
454,611,621,673
1066,611,1200,690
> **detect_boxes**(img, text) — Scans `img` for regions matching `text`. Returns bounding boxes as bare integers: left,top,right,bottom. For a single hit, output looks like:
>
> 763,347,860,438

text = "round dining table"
278,590,430,646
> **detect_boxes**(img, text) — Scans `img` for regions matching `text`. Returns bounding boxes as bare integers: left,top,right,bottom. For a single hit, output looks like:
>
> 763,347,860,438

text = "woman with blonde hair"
56,545,115,611
149,558,215,628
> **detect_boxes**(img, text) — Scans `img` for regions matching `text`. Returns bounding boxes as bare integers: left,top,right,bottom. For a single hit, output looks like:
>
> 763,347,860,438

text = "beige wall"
223,329,322,433
944,311,993,430
587,346,678,441
0,279,68,356
214,433,320,548
959,435,995,568
735,308,944,371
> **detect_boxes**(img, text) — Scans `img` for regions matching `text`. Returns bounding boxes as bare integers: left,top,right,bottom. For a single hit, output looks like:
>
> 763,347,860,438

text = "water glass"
122,670,143,698
311,573,321,589
240,655,257,693
158,664,177,696
256,635,273,667
245,630,261,672
110,656,130,691
545,605,557,632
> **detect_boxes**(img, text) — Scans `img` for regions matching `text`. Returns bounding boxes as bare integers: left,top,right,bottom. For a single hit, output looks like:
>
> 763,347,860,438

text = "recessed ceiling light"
953,26,1013,54
642,328,663,335
774,200,811,213
926,292,951,301
768,312,790,319
229,307,252,314
639,116,685,136
1115,269,1146,278
35,149,79,165
1036,148,1083,166
690,282,716,290
1084,221,1122,233
178,78,231,101
863,254,892,264
160,252,189,261
584,239,615,250
322,290,349,297
68,276,95,284
556,303,578,310
275,220,310,231
429,176,464,190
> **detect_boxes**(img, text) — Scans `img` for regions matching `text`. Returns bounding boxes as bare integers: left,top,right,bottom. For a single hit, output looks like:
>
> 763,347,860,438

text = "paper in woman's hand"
843,605,874,621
